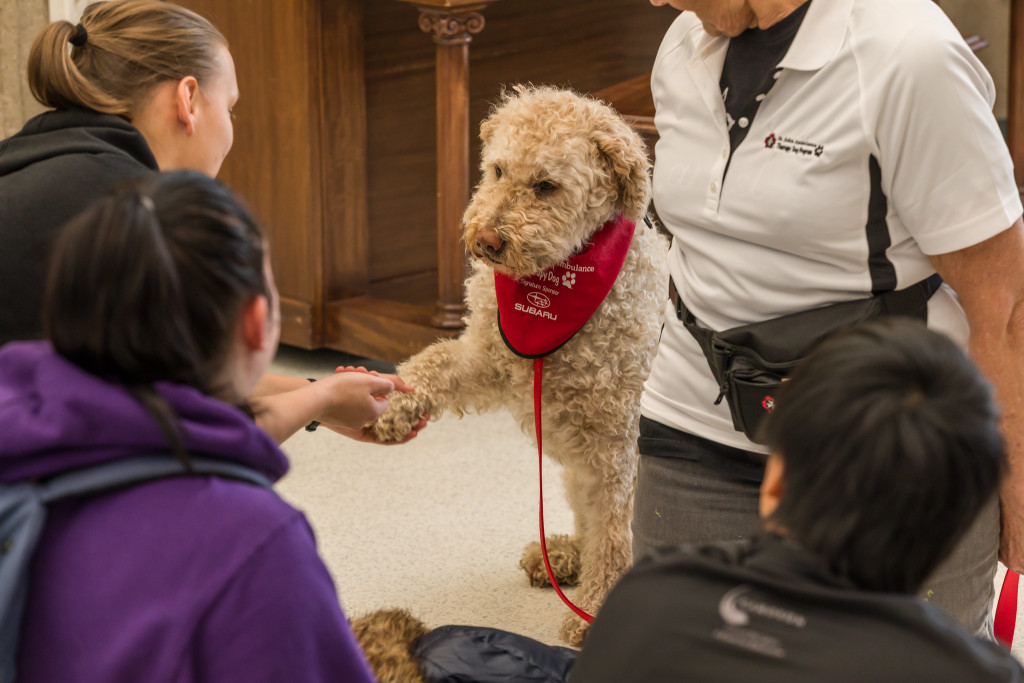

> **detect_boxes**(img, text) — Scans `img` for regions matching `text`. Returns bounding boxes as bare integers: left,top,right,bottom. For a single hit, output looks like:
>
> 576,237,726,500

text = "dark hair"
28,0,225,117
758,317,1005,593
43,170,269,462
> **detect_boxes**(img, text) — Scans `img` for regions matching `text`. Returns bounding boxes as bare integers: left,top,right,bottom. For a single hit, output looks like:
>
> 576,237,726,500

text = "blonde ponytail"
26,0,225,118
28,20,123,114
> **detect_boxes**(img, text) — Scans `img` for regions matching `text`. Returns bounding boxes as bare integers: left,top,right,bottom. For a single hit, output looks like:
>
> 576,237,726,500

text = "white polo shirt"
642,0,1023,452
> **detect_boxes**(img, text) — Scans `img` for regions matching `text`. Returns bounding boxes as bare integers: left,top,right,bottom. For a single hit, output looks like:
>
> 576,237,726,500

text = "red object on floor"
995,569,1019,648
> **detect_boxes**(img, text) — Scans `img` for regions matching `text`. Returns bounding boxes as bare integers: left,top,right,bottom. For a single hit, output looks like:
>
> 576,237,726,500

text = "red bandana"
495,214,637,358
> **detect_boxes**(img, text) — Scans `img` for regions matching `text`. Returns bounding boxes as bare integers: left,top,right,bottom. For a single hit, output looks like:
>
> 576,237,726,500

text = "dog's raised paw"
368,415,415,443
519,534,581,587
369,392,424,443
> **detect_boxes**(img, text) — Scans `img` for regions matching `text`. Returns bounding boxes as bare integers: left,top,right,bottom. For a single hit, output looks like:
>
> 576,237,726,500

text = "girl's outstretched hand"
321,366,428,444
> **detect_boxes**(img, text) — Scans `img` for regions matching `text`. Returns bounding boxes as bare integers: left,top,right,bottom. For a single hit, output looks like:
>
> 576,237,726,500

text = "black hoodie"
571,534,1024,682
0,107,158,345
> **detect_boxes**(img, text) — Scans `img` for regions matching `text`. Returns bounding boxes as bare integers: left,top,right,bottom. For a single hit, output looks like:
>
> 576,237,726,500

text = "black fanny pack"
674,273,943,444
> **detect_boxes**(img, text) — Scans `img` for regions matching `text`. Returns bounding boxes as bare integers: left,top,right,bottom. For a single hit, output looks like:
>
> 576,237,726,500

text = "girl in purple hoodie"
0,171,378,682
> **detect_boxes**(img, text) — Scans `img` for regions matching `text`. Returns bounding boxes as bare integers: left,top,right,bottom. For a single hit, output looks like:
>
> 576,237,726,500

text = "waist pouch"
676,273,942,443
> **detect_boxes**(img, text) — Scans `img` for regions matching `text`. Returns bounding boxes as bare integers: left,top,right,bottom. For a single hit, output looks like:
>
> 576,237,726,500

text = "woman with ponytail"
0,0,423,445
0,171,378,682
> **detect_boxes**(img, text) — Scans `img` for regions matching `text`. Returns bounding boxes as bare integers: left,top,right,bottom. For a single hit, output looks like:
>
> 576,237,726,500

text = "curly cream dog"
370,84,668,645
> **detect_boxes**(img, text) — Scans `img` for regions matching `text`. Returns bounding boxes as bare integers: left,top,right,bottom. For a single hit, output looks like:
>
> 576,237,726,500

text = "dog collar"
495,214,636,358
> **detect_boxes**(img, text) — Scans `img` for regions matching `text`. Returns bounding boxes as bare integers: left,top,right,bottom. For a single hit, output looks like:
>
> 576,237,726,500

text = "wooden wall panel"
361,0,675,308
363,1,437,295
320,0,371,303
176,0,326,346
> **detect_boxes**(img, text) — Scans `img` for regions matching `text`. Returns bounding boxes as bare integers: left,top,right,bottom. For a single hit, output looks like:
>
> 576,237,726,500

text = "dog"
350,609,431,683
369,84,668,646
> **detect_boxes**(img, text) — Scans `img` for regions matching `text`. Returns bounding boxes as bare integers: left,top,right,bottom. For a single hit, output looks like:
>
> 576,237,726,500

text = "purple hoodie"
0,341,377,683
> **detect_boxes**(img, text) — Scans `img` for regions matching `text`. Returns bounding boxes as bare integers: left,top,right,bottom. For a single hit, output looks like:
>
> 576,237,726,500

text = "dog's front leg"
369,336,495,443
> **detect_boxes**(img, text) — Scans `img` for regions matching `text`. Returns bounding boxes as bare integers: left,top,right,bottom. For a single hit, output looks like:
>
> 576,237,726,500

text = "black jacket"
571,534,1024,682
0,108,158,345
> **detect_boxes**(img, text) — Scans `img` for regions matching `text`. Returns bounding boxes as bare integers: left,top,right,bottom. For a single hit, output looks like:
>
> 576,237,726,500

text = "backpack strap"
0,455,272,683
38,455,273,504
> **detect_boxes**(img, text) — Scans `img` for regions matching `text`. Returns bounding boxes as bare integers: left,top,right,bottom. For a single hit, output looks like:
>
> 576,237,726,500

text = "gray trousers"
632,449,999,635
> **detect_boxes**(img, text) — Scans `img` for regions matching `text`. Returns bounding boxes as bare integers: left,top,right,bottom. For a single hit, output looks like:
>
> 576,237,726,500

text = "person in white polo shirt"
637,0,1024,635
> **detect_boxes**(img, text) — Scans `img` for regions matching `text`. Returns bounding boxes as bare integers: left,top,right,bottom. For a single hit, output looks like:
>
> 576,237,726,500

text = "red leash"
534,357,594,623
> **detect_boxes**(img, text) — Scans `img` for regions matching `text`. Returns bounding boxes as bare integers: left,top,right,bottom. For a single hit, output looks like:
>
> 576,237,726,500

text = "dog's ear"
592,114,652,223
480,114,499,147
481,85,532,148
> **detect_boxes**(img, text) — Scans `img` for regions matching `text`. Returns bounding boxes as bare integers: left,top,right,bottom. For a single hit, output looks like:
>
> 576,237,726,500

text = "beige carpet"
270,345,1024,660
270,345,576,647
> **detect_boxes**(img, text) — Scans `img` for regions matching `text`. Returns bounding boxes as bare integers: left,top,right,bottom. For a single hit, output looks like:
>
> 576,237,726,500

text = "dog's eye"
533,180,558,195
494,166,503,179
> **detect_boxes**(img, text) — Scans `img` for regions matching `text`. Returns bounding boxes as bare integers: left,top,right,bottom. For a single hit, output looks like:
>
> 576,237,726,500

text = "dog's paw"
369,392,425,443
560,614,590,647
519,534,580,588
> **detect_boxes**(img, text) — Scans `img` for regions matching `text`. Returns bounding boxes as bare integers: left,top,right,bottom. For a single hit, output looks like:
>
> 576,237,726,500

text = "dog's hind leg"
558,438,638,646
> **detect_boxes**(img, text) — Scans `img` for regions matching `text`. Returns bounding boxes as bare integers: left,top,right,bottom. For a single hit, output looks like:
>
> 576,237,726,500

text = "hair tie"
139,195,156,213
69,23,88,47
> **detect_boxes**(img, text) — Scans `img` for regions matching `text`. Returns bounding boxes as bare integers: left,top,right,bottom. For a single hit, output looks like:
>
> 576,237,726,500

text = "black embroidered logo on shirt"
764,132,824,158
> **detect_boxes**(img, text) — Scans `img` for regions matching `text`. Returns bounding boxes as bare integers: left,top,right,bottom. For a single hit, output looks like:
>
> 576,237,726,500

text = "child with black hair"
571,318,1024,682
0,171,378,682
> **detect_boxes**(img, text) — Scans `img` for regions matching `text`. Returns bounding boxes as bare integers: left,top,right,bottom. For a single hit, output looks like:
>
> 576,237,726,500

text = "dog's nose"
475,230,505,257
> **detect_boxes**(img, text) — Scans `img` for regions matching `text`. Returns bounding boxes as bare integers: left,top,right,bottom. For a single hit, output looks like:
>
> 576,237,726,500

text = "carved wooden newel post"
398,0,495,328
